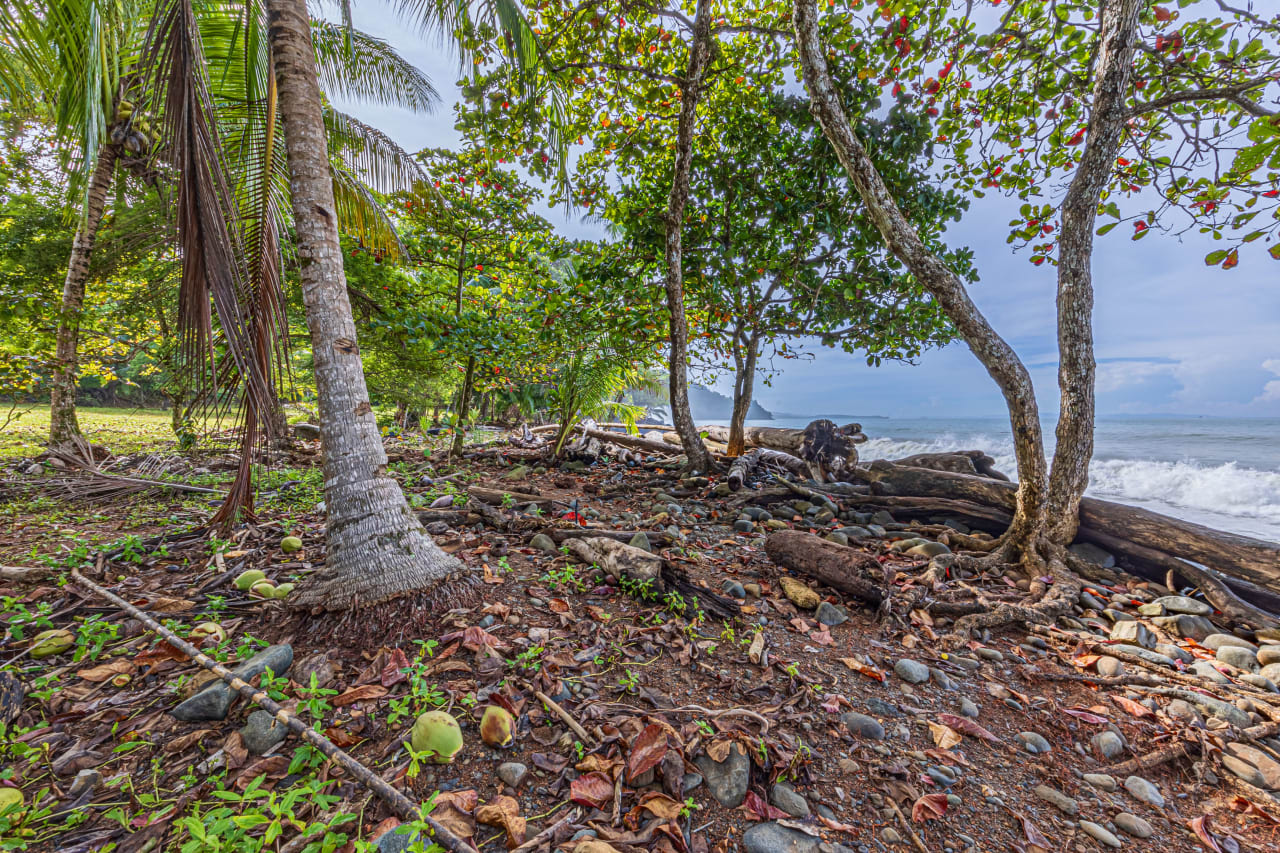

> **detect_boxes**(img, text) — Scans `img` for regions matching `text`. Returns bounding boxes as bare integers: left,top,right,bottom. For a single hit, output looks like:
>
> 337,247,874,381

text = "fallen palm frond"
9,440,222,504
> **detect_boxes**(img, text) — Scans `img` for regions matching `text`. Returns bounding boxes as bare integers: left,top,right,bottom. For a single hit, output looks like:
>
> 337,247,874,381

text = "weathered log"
754,448,812,480
865,460,1280,596
1,566,49,583
888,450,1009,481
565,537,739,619
764,530,889,609
700,422,867,453
580,427,687,457
538,527,675,548
468,486,555,511
705,420,866,482
727,448,762,491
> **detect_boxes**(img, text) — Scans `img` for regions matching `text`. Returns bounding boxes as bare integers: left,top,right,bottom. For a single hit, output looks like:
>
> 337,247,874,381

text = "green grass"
0,405,177,459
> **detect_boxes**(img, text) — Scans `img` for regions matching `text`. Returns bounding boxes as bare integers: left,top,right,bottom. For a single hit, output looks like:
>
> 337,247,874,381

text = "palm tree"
258,0,550,610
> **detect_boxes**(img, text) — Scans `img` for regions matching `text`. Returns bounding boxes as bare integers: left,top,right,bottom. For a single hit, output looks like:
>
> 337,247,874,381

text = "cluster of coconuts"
407,705,516,764
233,569,294,600
109,99,159,154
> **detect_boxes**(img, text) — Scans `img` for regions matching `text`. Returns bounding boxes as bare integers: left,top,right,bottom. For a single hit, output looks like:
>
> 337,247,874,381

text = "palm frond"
323,105,430,194
330,163,410,260
311,21,439,113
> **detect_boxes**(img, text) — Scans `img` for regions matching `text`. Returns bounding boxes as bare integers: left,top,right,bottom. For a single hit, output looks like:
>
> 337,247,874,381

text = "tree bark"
49,143,119,446
727,334,758,457
265,0,463,610
1046,0,1143,545
661,0,714,474
792,0,1047,559
451,354,476,457
764,530,888,609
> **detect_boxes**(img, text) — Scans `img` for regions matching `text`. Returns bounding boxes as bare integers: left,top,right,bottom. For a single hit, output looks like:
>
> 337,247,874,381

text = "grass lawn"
0,405,180,460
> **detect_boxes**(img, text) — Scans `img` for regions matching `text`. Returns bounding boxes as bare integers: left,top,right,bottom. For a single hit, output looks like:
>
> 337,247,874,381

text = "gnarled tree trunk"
661,0,714,474
451,354,476,457
266,0,463,610
726,333,759,457
49,142,119,446
793,0,1046,560
1046,0,1143,546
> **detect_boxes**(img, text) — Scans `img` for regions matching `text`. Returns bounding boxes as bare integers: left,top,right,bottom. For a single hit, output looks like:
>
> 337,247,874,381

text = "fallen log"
864,460,1280,597
705,420,865,482
700,422,868,453
764,530,889,610
565,537,739,619
468,486,555,511
537,528,675,548
727,449,762,491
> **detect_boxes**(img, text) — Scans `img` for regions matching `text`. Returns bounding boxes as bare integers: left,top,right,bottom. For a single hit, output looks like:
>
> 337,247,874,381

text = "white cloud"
1254,359,1280,404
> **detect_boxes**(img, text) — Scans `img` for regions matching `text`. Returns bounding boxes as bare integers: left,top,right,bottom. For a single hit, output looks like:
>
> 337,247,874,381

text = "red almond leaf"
816,812,859,833
911,792,948,822
548,598,571,613
1188,816,1223,852
1074,654,1103,670
569,772,615,808
323,726,361,748
1110,694,1154,718
626,724,670,783
380,648,410,688
333,684,389,707
936,713,1002,744
1061,707,1109,724
636,791,683,820
1019,812,1051,849
742,790,790,821
439,626,507,651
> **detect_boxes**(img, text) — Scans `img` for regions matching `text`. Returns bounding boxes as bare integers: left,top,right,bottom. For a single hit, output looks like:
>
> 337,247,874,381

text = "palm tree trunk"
49,142,118,446
1045,0,1143,546
792,0,1047,559
265,0,463,610
662,0,714,474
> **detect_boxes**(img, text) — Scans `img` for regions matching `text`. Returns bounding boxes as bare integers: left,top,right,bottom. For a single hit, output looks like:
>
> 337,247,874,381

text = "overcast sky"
331,1,1280,420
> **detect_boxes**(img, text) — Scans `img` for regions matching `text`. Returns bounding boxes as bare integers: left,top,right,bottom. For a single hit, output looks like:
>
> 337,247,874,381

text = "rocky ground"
3,438,1280,853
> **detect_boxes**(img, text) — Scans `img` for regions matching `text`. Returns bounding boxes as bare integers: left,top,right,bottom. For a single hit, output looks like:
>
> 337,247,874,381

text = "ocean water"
730,415,1280,543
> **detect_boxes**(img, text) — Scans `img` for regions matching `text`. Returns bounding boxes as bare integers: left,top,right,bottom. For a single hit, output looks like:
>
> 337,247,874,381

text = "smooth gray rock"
694,743,750,808
1153,595,1212,616
1152,613,1217,642
1218,645,1260,671
67,768,102,798
894,658,930,684
529,533,558,554
1258,646,1280,666
866,697,902,717
172,644,293,722
1096,656,1125,677
1112,645,1176,667
1018,732,1053,754
959,698,980,719
770,781,810,817
628,532,652,552
1033,785,1078,815
497,762,528,788
1225,742,1280,789
1223,755,1269,788
1110,621,1156,649
1191,660,1232,684
1092,730,1126,760
1203,633,1258,652
841,712,886,741
1156,643,1194,664
1079,591,1107,611
1084,773,1117,792
1080,821,1122,849
1124,775,1164,808
742,822,846,853
1167,699,1203,723
904,541,950,558
1262,662,1280,682
376,826,422,852
1114,813,1153,839
815,601,848,627
240,710,287,755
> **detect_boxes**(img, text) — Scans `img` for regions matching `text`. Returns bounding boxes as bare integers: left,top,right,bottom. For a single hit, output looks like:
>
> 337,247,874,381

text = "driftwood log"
889,450,1009,481
538,528,675,548
703,420,866,482
863,460,1280,610
764,531,889,610
565,537,739,619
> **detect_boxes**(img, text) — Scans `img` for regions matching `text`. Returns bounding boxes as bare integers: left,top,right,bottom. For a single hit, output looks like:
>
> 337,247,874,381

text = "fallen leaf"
1110,694,1154,718
333,684,389,707
380,648,410,688
439,626,507,650
928,722,962,750
635,791,683,820
936,713,1002,744
626,724,669,783
144,596,195,613
706,739,733,763
1061,707,1108,724
134,641,189,666
570,772,615,808
816,812,859,832
324,726,361,748
911,792,948,822
433,790,477,839
1229,796,1280,824
838,658,884,682
482,563,505,585
742,790,790,821
76,659,136,683
1018,811,1052,851
748,632,766,666
548,598,571,613
162,729,213,755
1188,815,1223,852
476,795,526,849
808,627,835,646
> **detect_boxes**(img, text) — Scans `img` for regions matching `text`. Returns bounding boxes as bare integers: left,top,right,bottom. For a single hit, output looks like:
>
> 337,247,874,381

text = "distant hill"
628,382,773,421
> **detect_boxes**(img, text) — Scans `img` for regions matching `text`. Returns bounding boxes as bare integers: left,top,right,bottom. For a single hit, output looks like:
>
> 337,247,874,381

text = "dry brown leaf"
76,658,136,683
162,729,213,755
144,596,195,613
476,795,526,849
482,563,505,585
748,632,766,666
333,684,389,707
1110,694,1154,718
838,657,885,682
911,792,948,822
936,713,1002,745
928,722,962,750
626,724,669,783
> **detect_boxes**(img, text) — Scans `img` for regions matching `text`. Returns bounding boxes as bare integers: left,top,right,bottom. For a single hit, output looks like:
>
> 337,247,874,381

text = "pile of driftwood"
511,418,1280,626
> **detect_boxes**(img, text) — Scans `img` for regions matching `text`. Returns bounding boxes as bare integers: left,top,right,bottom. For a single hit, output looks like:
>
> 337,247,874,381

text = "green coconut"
280,536,303,554
189,622,226,645
250,580,277,598
272,583,295,599
233,569,266,591
29,628,74,659
409,711,464,764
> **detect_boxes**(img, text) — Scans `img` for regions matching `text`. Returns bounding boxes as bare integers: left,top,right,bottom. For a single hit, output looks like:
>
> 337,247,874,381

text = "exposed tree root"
283,577,480,646
944,547,1081,644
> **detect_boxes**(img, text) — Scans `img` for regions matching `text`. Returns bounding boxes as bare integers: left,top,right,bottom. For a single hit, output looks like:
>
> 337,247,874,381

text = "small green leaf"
1205,249,1230,265
1095,222,1118,236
